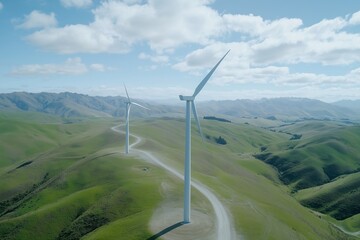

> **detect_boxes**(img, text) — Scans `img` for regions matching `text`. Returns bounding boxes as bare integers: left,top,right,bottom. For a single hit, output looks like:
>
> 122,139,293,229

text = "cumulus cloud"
60,0,92,8
17,10,57,29
349,10,360,25
27,0,223,53
23,0,360,78
11,58,106,76
138,53,169,63
172,9,360,87
27,24,129,54
174,40,360,89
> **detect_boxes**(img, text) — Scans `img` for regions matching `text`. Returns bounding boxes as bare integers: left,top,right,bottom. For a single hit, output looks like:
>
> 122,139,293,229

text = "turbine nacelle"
179,95,195,101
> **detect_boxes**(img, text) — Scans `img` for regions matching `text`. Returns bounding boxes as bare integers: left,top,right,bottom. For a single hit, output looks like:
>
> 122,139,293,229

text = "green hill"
0,92,175,118
254,121,360,225
255,122,360,190
295,172,360,221
0,113,357,239
0,114,171,239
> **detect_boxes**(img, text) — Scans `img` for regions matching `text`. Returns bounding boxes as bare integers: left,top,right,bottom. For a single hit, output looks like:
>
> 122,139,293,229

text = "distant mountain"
332,99,360,112
1,93,359,120
0,92,181,118
198,98,359,120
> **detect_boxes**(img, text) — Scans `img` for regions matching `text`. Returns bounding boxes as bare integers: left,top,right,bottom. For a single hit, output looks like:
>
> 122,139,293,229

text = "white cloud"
174,41,360,89
27,0,223,53
173,42,250,73
27,24,129,54
23,0,360,73
172,10,360,88
349,11,360,25
138,53,169,63
11,58,107,76
60,0,92,8
18,10,57,29
90,63,106,71
0,2,3,11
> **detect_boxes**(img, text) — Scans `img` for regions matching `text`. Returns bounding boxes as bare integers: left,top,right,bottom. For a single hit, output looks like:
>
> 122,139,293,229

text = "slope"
255,122,360,190
0,114,356,240
0,114,174,240
295,172,360,221
254,120,360,226
132,118,354,239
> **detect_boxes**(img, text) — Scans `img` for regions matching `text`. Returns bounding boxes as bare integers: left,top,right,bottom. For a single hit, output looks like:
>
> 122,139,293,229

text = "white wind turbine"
124,84,150,154
179,50,230,223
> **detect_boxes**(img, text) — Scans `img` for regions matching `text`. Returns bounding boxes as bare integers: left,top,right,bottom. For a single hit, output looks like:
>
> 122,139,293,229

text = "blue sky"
1,0,360,102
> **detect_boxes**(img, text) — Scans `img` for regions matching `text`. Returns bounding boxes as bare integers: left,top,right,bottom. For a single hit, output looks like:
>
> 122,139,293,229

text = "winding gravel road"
111,125,235,240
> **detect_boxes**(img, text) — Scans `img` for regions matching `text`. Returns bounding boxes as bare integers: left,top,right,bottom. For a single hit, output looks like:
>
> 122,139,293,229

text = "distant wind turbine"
124,84,150,154
179,50,230,223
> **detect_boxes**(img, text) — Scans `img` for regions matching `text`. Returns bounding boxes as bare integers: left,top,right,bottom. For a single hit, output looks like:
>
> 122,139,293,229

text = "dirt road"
111,125,236,240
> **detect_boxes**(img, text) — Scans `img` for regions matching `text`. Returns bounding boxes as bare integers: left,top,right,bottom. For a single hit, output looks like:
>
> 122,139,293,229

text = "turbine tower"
179,50,230,223
124,84,150,154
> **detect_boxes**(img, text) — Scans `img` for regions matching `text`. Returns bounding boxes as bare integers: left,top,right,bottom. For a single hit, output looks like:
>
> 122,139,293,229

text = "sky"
1,0,360,102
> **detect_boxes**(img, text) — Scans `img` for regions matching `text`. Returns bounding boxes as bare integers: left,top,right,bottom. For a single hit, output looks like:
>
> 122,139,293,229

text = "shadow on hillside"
146,221,185,240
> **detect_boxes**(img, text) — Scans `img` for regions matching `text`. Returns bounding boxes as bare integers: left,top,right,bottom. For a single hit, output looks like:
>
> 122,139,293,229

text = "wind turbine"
179,50,230,223
124,84,150,154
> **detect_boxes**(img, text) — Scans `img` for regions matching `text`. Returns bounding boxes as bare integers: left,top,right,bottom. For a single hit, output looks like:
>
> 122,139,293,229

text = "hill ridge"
0,92,359,120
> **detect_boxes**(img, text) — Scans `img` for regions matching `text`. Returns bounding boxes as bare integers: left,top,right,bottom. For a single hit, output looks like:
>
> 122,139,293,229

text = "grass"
255,122,360,190
0,114,171,240
0,113,359,239
295,172,360,220
133,118,356,239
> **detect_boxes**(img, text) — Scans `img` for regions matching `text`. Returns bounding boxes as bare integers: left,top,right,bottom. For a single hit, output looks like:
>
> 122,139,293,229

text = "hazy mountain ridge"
0,92,178,118
0,92,359,120
333,99,360,112
198,98,359,120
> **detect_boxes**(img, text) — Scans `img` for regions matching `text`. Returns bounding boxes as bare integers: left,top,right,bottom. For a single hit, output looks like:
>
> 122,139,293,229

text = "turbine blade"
192,50,230,98
132,102,150,110
191,101,204,142
123,83,131,103
125,104,131,125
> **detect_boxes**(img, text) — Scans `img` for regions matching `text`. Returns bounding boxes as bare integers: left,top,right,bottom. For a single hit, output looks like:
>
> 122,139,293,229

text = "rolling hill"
1,93,360,239
198,98,359,120
0,92,180,118
1,92,359,121
0,112,357,239
333,100,360,113
254,121,360,222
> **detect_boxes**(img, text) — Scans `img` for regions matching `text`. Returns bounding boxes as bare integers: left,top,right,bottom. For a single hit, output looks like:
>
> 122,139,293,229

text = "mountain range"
0,92,359,120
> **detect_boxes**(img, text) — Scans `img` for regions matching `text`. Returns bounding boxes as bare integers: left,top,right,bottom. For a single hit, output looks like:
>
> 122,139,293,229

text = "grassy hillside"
133,118,355,239
0,113,357,239
0,92,179,118
0,114,175,240
295,172,360,221
255,122,360,190
254,120,360,227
